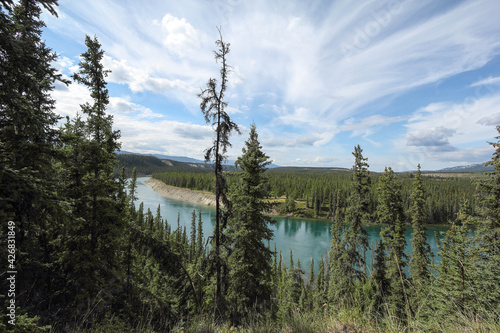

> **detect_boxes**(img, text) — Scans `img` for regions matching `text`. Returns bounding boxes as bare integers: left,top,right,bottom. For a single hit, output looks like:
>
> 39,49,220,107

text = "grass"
40,304,500,332
165,307,500,333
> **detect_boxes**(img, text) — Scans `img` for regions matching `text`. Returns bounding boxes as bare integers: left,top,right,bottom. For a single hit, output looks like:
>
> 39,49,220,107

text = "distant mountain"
151,154,204,163
115,154,220,177
118,150,204,163
118,150,280,168
438,162,493,173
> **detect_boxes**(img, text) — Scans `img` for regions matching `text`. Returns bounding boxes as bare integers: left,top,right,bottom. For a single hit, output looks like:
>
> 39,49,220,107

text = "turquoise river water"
135,177,448,274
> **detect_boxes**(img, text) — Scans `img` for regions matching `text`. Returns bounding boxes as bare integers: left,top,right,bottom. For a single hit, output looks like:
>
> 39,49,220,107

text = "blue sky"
42,0,500,171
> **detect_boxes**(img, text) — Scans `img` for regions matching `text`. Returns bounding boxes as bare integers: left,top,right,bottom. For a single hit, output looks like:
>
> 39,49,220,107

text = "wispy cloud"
113,113,213,157
470,76,500,87
341,114,405,138
109,97,164,118
43,0,500,169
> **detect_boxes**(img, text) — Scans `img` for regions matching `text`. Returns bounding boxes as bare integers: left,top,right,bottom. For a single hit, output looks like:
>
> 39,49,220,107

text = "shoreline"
144,179,453,226
145,178,282,216
145,178,218,207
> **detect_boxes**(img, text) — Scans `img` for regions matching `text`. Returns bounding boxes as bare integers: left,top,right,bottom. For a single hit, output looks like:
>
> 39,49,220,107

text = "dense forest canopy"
0,1,499,332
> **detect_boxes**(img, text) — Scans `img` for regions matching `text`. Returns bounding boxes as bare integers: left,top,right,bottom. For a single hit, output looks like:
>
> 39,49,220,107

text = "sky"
41,0,500,172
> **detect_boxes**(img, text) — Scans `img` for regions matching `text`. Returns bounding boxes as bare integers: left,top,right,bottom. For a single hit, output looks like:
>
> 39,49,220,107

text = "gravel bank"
145,178,217,207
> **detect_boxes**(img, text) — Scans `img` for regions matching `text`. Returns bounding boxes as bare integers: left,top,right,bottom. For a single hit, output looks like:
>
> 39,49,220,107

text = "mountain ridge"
437,162,493,173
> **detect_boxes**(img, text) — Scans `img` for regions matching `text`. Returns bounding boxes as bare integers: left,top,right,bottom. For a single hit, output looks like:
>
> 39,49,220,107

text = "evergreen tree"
371,240,389,315
0,0,67,318
476,126,500,314
316,254,326,310
377,167,408,317
430,204,479,319
198,28,240,321
408,164,432,299
59,35,124,320
335,145,371,302
190,210,197,260
328,190,349,304
128,167,138,208
226,124,274,322
309,258,315,292
196,211,204,257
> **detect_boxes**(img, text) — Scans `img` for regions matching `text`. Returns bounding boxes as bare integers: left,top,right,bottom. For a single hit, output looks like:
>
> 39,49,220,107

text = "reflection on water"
135,177,448,273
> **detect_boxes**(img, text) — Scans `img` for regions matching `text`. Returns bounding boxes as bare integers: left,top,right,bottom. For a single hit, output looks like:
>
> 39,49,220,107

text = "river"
135,177,448,274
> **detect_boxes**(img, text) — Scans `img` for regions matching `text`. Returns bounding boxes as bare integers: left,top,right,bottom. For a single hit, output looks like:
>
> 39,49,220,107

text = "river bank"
145,178,218,207
145,178,286,216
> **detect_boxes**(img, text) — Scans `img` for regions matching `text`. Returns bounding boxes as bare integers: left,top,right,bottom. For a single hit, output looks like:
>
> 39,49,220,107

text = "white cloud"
226,106,243,115
53,56,77,74
470,76,500,87
312,156,337,165
404,94,500,146
395,91,500,168
406,127,456,148
341,114,405,137
52,75,92,119
156,14,200,58
113,113,213,157
43,0,500,169
102,55,196,97
262,134,320,148
108,97,164,118
477,113,500,126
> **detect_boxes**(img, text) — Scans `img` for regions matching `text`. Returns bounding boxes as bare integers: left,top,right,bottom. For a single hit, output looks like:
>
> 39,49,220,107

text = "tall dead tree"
198,28,240,322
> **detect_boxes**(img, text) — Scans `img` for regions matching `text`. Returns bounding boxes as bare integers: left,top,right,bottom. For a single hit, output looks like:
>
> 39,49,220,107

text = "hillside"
114,153,240,177
118,150,205,163
116,152,496,178
438,162,493,173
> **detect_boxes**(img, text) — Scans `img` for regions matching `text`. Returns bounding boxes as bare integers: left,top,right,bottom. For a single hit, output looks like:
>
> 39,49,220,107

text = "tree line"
1,1,499,331
153,168,478,225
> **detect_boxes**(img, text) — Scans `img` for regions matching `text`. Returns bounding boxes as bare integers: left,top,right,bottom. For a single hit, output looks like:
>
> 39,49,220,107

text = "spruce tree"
315,254,326,310
0,0,67,317
60,35,124,319
408,164,432,299
334,145,371,303
371,240,389,315
328,189,349,304
198,28,240,321
309,258,315,292
196,211,204,257
190,210,196,260
377,167,408,317
226,124,274,322
431,204,479,319
476,126,500,314
128,167,138,208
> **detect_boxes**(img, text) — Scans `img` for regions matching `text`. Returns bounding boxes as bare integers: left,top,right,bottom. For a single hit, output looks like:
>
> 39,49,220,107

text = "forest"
153,168,479,225
1,1,500,332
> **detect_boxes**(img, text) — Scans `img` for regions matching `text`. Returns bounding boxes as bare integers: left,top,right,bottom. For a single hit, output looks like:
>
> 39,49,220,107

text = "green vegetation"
115,154,176,177
198,27,240,322
226,124,274,323
154,164,479,224
114,154,238,178
1,3,499,331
